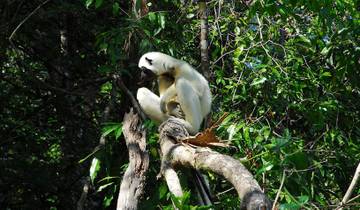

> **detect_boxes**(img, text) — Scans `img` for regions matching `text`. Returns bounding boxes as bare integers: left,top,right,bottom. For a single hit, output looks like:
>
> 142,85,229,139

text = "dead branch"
161,159,184,197
117,109,149,210
114,75,147,121
338,162,360,210
159,117,272,209
9,0,51,46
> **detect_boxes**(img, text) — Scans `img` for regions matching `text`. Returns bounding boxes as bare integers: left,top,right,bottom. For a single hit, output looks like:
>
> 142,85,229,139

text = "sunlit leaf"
102,122,122,137
159,14,166,29
103,193,114,207
90,157,101,183
251,77,267,86
186,13,194,19
148,12,156,22
321,46,331,56
115,126,123,140
85,0,94,8
227,124,237,141
97,182,114,192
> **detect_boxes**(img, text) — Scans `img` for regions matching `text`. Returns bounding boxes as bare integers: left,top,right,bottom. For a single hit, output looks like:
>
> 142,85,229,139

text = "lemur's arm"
159,83,177,113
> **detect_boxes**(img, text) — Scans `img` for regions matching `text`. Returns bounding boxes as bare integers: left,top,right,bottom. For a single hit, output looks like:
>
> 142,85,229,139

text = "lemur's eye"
145,57,153,65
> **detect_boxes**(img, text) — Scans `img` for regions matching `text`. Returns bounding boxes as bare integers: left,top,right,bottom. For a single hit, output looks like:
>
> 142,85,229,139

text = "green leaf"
153,28,162,36
279,8,286,16
256,163,274,175
159,183,168,199
112,2,120,15
95,0,103,8
103,193,114,207
243,127,250,142
85,0,94,8
90,157,101,183
100,82,112,94
298,35,311,44
115,126,123,140
321,46,331,56
102,122,122,137
97,182,114,192
262,126,271,140
337,27,348,34
98,176,120,183
251,77,267,86
227,124,237,141
186,13,195,19
321,72,331,77
280,203,301,210
159,14,166,29
297,195,309,204
148,12,156,22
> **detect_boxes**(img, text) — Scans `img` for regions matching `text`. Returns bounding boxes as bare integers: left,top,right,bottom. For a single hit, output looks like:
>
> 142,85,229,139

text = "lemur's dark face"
139,66,157,83
138,52,172,85
138,56,157,85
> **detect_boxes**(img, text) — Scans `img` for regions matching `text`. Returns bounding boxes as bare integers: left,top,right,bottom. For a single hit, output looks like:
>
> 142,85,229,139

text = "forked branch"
158,117,272,209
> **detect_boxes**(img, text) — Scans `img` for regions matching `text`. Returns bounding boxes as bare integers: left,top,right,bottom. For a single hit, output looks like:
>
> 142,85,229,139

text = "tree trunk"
117,109,149,210
199,0,210,80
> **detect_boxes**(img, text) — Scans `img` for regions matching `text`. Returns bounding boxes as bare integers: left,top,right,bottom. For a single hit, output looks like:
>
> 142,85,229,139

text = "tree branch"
158,117,272,209
8,0,51,46
114,74,147,121
338,162,360,210
117,109,149,210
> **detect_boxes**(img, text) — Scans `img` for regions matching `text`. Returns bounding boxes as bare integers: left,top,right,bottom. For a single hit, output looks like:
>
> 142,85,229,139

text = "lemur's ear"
145,57,153,65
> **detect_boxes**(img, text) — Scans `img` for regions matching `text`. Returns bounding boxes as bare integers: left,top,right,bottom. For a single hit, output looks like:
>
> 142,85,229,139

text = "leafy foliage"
0,0,359,209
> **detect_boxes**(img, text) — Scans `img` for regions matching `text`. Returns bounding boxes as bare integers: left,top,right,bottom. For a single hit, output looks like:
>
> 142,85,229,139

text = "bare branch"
159,117,272,209
272,170,286,210
338,162,360,210
161,160,184,197
9,0,51,46
114,75,147,121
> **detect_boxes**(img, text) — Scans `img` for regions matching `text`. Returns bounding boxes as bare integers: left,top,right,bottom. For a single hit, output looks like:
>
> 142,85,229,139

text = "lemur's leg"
137,87,168,123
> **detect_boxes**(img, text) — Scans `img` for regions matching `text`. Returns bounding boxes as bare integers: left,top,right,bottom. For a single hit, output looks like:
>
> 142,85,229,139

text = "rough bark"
117,109,149,210
159,117,272,210
161,160,183,197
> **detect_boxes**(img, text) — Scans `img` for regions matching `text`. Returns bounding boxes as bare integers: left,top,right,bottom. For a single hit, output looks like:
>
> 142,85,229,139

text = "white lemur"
136,52,211,135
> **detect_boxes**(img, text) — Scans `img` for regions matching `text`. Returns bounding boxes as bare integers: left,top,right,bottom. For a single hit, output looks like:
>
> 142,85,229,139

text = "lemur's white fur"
136,52,211,134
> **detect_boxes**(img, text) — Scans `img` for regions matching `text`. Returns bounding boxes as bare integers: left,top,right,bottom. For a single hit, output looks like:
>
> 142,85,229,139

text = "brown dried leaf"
181,113,230,147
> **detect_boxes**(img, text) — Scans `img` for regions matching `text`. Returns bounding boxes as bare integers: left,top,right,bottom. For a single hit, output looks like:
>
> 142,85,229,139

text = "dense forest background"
1,0,359,209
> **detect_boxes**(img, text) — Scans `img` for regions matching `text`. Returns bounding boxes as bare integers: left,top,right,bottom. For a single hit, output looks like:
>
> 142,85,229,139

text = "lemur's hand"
169,104,185,119
160,98,167,114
